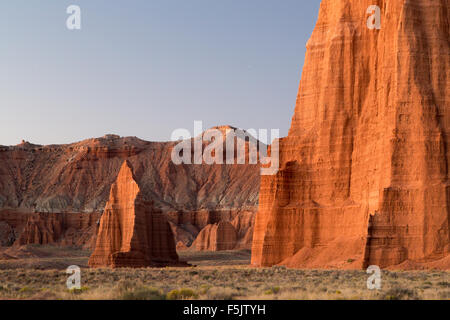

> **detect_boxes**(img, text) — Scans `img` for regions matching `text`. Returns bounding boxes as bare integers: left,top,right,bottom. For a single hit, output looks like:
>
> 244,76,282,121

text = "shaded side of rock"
88,161,185,268
0,222,17,246
192,221,237,251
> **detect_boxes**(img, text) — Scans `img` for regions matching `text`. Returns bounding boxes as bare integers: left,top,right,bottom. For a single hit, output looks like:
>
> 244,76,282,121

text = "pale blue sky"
0,0,321,145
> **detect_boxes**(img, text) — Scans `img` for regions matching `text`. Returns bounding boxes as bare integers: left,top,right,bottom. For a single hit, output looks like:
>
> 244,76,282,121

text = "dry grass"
0,246,448,300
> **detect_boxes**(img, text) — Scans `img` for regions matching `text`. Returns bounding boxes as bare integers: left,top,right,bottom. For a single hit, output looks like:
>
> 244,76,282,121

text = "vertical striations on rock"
14,213,64,246
192,221,238,251
0,129,260,251
252,0,449,269
88,161,185,268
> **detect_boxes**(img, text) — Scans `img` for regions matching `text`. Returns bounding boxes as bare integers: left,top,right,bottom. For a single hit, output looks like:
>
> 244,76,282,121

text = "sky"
0,0,321,146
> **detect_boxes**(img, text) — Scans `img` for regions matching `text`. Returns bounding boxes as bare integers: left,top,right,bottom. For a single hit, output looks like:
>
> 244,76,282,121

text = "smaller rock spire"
88,160,187,268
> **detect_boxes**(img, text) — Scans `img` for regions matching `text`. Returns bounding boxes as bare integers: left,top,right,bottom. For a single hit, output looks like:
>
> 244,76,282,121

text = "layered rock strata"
252,0,450,269
192,221,238,251
0,127,260,251
88,161,184,268
0,210,100,249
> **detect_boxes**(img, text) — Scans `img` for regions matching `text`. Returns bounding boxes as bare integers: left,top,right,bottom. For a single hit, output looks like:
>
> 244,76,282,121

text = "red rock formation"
59,213,101,249
231,211,255,249
0,127,259,251
192,221,237,251
252,0,449,269
169,221,199,248
176,241,189,251
0,210,30,233
166,209,255,249
0,222,16,246
0,129,259,214
0,210,100,248
88,161,184,268
14,213,64,246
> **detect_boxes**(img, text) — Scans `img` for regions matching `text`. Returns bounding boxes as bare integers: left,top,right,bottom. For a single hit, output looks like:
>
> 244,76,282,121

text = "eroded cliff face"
252,0,449,269
0,210,100,249
191,221,238,251
88,161,184,268
188,210,256,251
167,209,255,250
0,130,259,214
0,127,260,251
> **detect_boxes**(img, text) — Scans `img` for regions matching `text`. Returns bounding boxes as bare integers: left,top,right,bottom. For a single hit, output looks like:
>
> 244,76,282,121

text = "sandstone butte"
88,160,186,268
252,0,450,270
191,221,237,251
0,127,259,252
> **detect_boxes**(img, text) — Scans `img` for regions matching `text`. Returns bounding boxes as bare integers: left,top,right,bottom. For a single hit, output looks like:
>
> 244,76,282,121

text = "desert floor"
0,245,448,300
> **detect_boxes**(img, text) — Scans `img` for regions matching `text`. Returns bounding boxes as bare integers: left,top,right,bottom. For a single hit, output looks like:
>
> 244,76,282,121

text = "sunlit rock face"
88,161,185,268
252,0,450,270
0,128,260,251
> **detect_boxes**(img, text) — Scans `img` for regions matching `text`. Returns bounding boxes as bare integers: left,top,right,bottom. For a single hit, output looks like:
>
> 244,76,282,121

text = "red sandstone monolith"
88,161,183,268
252,0,450,270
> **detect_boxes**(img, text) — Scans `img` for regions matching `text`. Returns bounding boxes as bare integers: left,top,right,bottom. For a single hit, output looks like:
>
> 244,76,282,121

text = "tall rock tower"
252,0,449,269
89,161,184,268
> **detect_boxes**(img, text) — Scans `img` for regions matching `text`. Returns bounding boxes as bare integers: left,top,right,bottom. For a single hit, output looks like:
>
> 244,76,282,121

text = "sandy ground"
0,245,448,300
